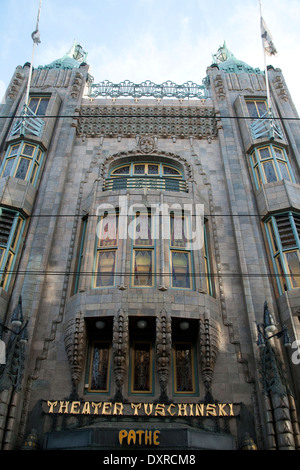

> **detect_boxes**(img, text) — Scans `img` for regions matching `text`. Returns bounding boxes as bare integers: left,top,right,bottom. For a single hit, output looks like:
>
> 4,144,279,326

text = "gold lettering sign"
46,400,235,417
119,429,160,446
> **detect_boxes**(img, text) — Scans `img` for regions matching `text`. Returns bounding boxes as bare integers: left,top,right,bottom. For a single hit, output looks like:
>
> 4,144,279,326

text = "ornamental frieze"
75,104,218,139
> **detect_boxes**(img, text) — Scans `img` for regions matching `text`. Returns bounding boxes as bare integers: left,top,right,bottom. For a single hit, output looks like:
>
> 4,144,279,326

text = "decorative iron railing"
103,176,188,192
88,79,209,100
11,105,45,138
250,111,283,141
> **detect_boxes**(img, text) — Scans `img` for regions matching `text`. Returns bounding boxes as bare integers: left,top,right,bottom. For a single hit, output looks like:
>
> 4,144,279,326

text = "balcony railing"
103,177,188,192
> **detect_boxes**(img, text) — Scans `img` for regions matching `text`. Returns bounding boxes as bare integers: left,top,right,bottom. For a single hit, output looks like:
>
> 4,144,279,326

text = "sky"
0,0,300,114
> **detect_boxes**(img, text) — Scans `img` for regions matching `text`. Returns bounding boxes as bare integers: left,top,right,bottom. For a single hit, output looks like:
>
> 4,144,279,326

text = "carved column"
156,309,172,403
64,310,86,399
199,312,220,394
112,309,128,401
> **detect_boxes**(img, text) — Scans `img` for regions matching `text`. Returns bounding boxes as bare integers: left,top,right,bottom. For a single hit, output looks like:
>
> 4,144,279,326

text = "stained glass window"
89,342,111,392
173,343,195,393
133,250,153,287
132,342,152,393
171,251,191,289
95,213,118,288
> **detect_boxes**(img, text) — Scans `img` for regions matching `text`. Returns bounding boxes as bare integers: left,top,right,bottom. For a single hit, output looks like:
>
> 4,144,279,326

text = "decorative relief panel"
76,105,217,139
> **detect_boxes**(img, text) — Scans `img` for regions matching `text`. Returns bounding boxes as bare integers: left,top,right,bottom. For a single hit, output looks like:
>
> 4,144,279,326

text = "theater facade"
0,42,300,450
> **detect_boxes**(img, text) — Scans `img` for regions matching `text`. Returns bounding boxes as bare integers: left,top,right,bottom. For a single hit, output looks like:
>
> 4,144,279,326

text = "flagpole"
259,0,274,139
24,0,42,110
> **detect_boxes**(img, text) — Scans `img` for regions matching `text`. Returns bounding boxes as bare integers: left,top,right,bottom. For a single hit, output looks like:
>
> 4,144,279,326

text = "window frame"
249,144,294,189
131,211,155,288
130,340,154,395
86,340,112,393
93,212,119,289
110,162,184,179
28,95,50,116
169,213,194,290
0,208,26,290
0,141,44,187
172,341,197,395
265,212,300,295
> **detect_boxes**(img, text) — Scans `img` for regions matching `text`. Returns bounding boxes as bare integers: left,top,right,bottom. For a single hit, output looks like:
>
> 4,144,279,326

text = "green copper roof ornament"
212,41,261,75
43,40,88,70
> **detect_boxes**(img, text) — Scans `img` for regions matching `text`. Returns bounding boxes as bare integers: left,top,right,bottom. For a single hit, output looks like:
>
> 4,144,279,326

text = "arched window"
105,161,187,192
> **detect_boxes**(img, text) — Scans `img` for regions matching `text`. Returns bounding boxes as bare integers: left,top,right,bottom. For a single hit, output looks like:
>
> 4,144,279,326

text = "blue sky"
1,0,300,113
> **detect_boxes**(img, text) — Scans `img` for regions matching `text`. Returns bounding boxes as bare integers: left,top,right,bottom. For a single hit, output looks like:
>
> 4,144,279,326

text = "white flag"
260,17,277,56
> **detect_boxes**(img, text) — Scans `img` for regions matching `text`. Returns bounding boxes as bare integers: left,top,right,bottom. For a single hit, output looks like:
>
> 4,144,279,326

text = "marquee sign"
45,400,235,418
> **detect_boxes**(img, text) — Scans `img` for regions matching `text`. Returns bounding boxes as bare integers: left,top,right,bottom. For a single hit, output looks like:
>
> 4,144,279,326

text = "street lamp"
256,301,291,349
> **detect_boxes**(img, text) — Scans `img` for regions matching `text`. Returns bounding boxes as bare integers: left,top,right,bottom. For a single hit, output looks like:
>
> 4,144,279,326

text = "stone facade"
0,43,300,451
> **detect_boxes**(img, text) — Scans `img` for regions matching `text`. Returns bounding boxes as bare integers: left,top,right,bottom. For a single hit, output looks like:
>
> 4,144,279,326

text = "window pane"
90,342,110,391
174,343,194,392
133,250,153,286
285,251,300,288
256,101,267,117
278,162,291,181
276,255,288,292
95,250,116,287
99,214,118,247
262,161,277,183
132,343,151,392
112,166,130,175
2,158,15,177
163,166,181,176
259,147,272,160
28,98,39,114
170,216,187,248
274,147,286,160
148,164,159,175
9,144,20,156
134,164,145,175
171,251,191,289
15,158,30,180
246,101,259,118
35,98,49,116
22,144,35,156
134,214,152,246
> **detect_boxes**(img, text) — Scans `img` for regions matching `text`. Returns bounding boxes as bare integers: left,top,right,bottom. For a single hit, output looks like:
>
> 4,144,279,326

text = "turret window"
1,142,44,186
249,145,294,189
265,212,300,294
0,208,25,290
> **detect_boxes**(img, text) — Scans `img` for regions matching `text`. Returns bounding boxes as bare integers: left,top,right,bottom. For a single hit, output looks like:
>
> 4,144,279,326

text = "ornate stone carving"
156,309,172,402
64,311,86,398
76,105,217,140
199,313,220,392
112,309,128,401
138,136,156,154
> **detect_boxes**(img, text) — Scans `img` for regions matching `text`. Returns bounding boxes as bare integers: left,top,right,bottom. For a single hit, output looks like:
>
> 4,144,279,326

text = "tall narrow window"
94,212,118,288
0,208,25,290
203,221,214,296
172,318,198,395
132,211,154,287
250,145,293,189
74,216,88,294
0,142,44,186
86,317,112,393
88,341,111,392
131,342,152,393
265,212,300,294
173,343,195,393
170,213,193,289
